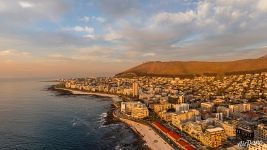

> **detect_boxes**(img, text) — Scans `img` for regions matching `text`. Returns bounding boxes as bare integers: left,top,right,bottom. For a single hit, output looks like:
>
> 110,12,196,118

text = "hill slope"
116,57,267,77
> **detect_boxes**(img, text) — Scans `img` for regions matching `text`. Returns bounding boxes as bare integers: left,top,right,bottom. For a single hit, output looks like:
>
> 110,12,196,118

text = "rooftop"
206,127,224,133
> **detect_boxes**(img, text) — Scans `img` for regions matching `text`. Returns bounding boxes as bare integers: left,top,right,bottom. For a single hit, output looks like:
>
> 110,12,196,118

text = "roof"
206,127,224,132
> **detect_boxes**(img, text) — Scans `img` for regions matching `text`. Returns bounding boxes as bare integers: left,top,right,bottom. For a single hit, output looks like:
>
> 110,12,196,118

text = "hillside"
116,57,267,77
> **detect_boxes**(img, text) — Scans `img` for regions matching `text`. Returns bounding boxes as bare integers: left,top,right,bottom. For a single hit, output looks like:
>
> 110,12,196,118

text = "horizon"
1,0,267,77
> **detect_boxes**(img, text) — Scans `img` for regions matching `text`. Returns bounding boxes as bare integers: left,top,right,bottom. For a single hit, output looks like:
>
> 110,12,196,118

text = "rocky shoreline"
104,104,120,125
47,85,73,96
47,85,150,150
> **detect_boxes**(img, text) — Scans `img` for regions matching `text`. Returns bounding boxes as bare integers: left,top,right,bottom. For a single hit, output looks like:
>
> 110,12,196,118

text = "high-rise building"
132,82,139,97
255,124,267,142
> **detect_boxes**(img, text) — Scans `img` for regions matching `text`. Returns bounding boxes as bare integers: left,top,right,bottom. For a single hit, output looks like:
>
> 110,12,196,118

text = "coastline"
54,87,118,99
48,85,170,150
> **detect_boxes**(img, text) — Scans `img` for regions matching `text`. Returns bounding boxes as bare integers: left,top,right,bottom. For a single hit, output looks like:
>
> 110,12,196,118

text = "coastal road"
120,118,175,150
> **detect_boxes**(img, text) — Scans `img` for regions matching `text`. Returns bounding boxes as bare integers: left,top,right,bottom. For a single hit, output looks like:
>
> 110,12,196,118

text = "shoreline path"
120,118,175,150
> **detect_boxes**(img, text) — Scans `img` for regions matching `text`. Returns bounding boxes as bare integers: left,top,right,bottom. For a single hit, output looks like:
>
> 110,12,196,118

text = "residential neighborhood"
61,73,267,149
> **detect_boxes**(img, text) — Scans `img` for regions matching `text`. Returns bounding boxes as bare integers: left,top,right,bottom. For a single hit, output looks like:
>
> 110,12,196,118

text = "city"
1,0,267,150
59,73,267,150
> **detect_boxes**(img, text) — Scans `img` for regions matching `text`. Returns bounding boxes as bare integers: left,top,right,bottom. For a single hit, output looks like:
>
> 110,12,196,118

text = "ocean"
0,78,143,150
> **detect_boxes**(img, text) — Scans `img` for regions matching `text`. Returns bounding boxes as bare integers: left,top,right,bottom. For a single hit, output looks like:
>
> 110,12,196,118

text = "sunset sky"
1,0,267,78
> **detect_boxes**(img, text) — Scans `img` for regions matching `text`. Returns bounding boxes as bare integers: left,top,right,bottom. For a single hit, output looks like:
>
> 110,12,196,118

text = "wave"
98,112,108,128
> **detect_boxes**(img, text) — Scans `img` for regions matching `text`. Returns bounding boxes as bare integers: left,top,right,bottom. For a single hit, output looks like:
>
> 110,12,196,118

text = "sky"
0,0,267,78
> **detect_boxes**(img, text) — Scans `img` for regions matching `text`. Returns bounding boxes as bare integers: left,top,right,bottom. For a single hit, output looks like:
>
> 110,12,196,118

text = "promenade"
120,118,175,150
55,87,118,98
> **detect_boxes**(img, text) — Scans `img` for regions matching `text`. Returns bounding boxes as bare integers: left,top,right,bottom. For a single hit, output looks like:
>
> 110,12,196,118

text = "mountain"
258,54,267,59
116,56,267,77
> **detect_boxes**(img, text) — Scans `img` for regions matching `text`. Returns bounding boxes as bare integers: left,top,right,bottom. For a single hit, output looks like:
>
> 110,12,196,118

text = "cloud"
83,34,96,39
0,49,32,64
96,0,140,18
0,50,12,56
257,0,267,12
103,29,122,41
46,54,73,62
92,16,106,23
103,32,122,41
0,0,69,22
70,26,94,33
0,49,31,57
106,0,267,61
18,1,34,8
63,26,95,39
152,10,195,25
142,53,156,57
1,0,267,77
74,46,115,61
79,16,90,22
79,16,106,23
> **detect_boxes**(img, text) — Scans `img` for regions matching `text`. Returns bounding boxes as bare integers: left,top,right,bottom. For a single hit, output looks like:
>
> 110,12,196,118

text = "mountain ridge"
258,54,267,59
116,56,267,77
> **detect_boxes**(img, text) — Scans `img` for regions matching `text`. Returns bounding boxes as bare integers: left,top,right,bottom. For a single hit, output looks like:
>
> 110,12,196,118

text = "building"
174,103,190,113
182,122,203,140
177,95,185,104
236,123,254,140
255,124,267,142
217,121,237,137
172,109,200,128
200,127,227,148
65,82,71,88
121,101,149,119
215,113,223,121
158,111,175,122
229,103,251,114
201,102,214,112
132,82,139,97
121,102,126,113
131,106,149,119
213,98,225,105
153,103,172,114
217,106,230,118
